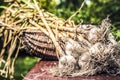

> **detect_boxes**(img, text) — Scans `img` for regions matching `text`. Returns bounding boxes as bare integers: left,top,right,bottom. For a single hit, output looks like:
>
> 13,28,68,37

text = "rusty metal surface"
23,61,120,80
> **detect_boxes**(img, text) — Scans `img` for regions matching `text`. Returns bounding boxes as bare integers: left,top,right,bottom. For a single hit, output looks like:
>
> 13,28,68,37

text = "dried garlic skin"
58,55,77,76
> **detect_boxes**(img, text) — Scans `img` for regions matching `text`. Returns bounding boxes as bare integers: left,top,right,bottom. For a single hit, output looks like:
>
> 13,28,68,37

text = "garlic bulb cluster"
51,18,120,77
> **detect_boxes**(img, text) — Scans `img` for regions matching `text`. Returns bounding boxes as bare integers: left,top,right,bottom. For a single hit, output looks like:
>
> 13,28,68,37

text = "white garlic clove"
78,52,91,69
88,27,100,42
59,55,76,69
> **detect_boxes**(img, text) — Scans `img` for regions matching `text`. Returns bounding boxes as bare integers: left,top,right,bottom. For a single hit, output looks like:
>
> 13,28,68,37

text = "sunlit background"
0,0,120,79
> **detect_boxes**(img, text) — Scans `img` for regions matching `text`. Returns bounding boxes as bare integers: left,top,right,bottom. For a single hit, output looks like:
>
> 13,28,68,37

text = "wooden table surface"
23,61,120,80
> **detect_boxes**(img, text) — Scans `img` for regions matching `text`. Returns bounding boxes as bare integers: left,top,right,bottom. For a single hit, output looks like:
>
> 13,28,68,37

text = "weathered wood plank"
23,61,120,80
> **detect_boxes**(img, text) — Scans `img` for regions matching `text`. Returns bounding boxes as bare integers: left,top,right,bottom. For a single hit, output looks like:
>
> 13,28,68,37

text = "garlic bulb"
78,52,91,69
59,55,76,69
65,39,86,58
88,27,100,43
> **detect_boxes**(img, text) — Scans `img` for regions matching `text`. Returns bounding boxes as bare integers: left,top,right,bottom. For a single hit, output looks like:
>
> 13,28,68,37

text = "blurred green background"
0,0,120,79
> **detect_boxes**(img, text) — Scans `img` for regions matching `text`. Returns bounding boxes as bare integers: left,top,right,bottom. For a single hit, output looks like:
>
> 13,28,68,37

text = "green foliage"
14,57,38,79
0,57,38,79
40,0,120,41
39,0,120,26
